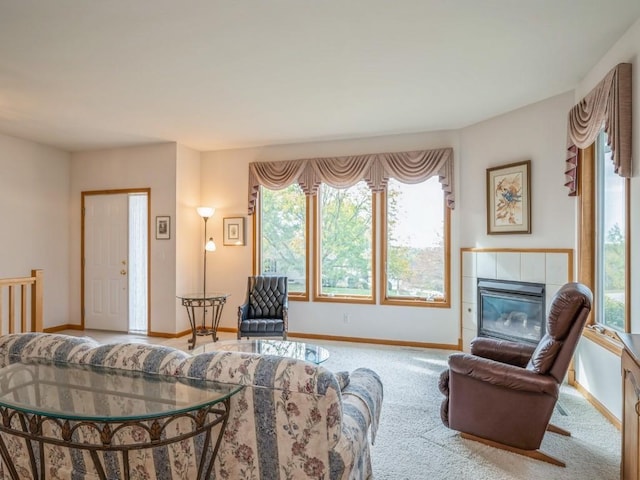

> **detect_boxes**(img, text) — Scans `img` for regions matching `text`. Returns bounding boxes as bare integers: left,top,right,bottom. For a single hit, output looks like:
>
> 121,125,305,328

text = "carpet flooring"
320,341,620,480
71,330,621,480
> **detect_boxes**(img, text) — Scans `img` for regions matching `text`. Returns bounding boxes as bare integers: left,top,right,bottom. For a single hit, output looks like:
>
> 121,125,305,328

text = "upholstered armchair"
238,276,288,339
439,282,592,467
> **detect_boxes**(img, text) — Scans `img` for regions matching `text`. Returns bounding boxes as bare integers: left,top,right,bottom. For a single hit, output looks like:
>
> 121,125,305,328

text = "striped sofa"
0,333,383,479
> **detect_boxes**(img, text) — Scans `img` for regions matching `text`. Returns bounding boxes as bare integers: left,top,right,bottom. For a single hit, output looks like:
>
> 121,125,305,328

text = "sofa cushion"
75,342,189,375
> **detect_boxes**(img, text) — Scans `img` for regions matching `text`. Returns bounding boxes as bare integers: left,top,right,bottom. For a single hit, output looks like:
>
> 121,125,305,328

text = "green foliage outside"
604,223,625,290
261,180,445,299
320,184,372,294
385,181,444,299
603,295,625,331
261,185,306,288
602,222,625,331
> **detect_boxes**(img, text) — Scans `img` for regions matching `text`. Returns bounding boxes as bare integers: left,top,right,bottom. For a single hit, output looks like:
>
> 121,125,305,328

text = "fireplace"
477,278,545,345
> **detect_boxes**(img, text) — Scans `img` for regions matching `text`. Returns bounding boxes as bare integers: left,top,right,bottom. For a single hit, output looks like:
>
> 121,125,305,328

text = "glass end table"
177,292,229,349
193,339,330,364
0,360,242,480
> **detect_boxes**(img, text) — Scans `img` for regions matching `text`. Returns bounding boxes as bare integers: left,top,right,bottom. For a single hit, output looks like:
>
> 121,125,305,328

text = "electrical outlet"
343,313,350,324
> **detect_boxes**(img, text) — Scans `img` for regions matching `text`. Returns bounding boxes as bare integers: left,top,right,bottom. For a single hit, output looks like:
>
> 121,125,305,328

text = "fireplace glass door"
477,279,545,345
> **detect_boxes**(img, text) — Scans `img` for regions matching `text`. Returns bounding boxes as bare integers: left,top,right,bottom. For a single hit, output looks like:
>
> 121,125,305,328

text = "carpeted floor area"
319,341,620,480
71,330,621,480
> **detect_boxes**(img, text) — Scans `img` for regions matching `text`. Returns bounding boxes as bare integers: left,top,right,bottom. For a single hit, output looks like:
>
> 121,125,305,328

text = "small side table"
178,292,229,350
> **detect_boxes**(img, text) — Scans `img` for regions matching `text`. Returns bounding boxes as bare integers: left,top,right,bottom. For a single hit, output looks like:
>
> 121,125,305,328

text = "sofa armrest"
470,337,536,367
448,353,558,396
341,368,383,444
0,333,99,368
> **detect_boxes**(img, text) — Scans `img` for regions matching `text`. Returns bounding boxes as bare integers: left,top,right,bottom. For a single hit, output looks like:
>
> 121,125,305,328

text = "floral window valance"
248,147,454,214
565,62,632,196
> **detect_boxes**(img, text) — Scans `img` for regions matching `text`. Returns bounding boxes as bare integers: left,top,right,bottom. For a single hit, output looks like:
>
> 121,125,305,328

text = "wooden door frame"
81,188,151,332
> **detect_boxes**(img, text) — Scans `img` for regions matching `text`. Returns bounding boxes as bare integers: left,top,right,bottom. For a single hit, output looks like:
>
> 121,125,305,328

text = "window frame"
380,182,451,308
578,134,630,350
312,183,377,305
253,186,310,301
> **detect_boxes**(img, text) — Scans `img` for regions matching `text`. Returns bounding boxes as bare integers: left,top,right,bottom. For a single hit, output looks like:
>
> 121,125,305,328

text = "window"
315,182,375,302
595,132,628,332
382,177,449,306
257,184,308,298
255,174,451,307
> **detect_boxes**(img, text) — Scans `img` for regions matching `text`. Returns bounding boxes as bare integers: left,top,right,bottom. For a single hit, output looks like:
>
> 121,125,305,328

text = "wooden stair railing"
0,270,43,334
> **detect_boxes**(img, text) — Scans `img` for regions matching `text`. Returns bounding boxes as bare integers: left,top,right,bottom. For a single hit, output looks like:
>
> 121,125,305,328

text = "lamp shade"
205,237,216,252
197,206,215,219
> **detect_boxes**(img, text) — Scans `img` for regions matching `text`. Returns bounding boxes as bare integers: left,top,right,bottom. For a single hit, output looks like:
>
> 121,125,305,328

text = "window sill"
582,325,623,356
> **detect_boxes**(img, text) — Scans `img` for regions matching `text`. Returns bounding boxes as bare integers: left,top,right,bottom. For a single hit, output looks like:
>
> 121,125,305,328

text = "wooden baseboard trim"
570,379,621,430
287,331,459,350
147,328,192,339
44,324,83,333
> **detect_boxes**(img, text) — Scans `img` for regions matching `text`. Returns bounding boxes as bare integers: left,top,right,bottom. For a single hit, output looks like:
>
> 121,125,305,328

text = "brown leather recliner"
439,282,592,467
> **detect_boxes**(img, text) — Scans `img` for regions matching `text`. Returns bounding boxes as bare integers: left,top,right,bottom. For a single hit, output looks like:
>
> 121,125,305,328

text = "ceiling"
1,1,639,152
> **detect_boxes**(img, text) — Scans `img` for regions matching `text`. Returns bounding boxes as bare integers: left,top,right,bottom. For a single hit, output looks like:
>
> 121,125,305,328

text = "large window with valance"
569,63,632,339
251,148,454,306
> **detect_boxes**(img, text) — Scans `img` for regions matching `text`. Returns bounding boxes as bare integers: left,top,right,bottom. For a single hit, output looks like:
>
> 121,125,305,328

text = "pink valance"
565,63,632,196
248,148,454,214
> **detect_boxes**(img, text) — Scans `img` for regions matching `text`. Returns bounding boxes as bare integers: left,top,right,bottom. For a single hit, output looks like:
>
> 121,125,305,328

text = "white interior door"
84,194,129,331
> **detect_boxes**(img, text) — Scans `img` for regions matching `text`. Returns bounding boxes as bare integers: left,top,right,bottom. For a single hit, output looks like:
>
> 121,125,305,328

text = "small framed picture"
223,217,245,246
486,160,531,234
155,216,171,240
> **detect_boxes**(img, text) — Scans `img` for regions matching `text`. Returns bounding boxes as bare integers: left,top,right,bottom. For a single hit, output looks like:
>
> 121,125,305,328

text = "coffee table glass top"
0,361,242,422
193,339,330,364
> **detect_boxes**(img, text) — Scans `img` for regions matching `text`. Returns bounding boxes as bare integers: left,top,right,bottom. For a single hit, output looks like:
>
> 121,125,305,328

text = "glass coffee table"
0,360,242,480
193,339,330,364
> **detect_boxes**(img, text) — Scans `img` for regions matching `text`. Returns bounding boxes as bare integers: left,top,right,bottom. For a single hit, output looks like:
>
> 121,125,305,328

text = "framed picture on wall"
223,217,245,246
486,160,531,234
155,216,171,239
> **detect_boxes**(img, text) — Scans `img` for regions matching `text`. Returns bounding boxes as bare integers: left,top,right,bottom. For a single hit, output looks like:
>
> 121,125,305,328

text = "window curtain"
248,147,454,214
565,62,632,196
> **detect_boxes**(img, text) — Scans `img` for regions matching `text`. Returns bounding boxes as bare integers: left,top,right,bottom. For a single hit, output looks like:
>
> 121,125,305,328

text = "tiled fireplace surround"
461,248,573,351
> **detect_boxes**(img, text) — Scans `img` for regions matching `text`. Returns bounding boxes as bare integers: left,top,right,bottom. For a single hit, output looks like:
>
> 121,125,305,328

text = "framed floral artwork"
223,217,246,246
486,160,531,234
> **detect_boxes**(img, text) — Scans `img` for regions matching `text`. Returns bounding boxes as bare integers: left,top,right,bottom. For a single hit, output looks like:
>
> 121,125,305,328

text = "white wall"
70,143,179,334
202,131,462,346
175,144,202,333
0,133,71,328
458,91,576,249
572,16,640,421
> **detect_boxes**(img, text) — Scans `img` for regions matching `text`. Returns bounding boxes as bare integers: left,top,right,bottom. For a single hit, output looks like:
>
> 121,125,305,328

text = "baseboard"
44,324,83,333
288,331,459,350
570,379,621,430
147,328,192,339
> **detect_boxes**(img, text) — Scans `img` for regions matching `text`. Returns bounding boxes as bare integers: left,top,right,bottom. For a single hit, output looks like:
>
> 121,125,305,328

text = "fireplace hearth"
477,278,545,345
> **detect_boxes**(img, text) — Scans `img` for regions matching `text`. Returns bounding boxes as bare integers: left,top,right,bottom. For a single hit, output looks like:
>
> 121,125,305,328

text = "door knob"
120,269,127,275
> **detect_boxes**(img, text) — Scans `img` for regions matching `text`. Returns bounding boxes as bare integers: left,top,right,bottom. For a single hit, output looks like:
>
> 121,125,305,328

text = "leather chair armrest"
238,303,249,321
448,353,558,396
470,337,536,367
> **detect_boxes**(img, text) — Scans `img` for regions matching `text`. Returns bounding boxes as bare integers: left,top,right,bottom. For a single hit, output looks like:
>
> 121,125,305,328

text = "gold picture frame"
486,160,531,234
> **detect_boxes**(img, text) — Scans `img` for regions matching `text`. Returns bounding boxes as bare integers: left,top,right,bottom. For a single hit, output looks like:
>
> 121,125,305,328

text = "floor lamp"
197,207,217,332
